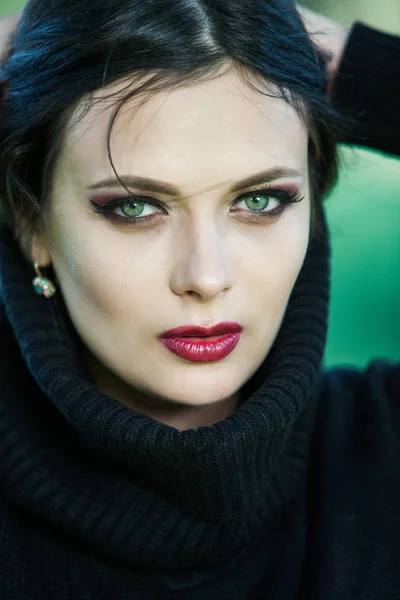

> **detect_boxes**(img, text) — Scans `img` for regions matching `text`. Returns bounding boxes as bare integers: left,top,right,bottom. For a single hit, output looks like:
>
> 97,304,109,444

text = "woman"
0,0,399,598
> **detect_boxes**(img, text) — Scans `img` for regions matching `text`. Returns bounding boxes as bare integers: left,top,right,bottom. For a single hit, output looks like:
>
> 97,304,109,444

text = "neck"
85,348,241,430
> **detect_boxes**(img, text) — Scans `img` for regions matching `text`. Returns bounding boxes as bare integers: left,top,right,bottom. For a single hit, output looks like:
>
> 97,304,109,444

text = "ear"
29,230,52,267
15,206,52,268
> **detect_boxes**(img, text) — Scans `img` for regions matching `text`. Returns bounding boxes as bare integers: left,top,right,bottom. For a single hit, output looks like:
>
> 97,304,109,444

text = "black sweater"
0,23,399,600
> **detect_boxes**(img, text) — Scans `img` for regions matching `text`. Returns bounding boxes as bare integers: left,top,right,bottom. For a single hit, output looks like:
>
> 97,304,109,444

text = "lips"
158,322,243,363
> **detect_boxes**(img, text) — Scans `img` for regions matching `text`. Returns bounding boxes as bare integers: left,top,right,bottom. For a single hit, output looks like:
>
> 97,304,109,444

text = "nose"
169,218,233,302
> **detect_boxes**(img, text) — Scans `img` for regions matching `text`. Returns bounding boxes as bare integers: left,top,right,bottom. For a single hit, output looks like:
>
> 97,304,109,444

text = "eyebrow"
88,167,303,196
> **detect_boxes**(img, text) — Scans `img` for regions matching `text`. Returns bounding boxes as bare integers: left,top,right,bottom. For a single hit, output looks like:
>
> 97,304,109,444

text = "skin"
0,11,21,61
297,6,349,97
28,66,311,431
0,6,348,430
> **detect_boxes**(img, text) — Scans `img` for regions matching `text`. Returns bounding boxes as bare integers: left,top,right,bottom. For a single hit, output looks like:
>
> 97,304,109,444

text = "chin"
153,377,242,407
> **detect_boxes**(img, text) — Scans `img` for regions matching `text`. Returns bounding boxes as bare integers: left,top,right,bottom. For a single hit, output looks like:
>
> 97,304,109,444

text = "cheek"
48,222,124,317
247,212,309,297
244,222,310,352
48,220,164,326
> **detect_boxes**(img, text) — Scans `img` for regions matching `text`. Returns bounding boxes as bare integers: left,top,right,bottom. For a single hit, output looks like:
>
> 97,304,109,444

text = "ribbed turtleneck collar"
0,216,330,570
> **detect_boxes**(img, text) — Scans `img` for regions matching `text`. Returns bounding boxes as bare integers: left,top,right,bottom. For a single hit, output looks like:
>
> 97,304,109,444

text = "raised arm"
298,6,400,157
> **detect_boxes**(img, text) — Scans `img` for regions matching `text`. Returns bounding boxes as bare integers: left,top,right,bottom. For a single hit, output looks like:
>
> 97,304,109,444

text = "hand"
0,11,21,62
297,5,350,97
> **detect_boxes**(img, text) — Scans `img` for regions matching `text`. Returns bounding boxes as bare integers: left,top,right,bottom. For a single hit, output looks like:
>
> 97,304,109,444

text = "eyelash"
90,185,304,225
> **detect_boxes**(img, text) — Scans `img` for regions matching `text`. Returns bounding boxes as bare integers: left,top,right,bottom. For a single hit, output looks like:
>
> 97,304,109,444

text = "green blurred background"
1,0,399,368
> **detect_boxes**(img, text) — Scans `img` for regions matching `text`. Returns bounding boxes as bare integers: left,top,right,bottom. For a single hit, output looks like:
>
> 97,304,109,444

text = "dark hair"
0,0,340,245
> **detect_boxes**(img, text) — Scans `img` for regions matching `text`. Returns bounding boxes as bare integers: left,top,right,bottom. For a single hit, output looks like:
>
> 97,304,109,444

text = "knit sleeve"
331,23,400,157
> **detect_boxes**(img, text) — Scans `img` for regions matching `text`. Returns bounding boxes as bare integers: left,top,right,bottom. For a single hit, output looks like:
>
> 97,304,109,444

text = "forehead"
60,69,308,188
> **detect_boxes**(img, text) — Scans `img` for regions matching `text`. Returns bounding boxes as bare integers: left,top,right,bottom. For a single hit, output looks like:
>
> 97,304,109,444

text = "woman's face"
35,68,311,429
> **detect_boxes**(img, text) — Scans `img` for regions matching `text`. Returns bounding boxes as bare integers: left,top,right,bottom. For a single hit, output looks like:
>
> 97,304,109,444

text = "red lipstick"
158,322,243,363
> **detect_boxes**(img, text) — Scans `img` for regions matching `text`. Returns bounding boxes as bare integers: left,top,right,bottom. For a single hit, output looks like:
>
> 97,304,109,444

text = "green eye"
244,195,270,212
120,200,145,218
